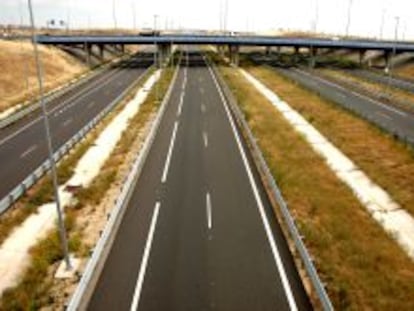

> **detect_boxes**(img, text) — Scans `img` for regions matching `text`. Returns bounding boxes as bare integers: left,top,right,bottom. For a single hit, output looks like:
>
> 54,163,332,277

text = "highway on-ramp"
0,52,153,204
87,51,311,311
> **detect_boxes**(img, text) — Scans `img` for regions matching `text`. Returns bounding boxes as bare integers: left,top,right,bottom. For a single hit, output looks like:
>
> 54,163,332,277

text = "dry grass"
248,65,414,219
0,39,86,113
395,63,414,80
219,64,414,310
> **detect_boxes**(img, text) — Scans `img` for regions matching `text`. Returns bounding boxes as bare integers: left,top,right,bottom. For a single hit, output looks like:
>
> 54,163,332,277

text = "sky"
1,0,414,40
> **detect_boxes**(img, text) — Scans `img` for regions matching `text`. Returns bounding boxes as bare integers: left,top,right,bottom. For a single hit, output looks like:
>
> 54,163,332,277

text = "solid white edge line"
130,202,161,311
207,65,298,311
206,192,212,230
161,121,179,183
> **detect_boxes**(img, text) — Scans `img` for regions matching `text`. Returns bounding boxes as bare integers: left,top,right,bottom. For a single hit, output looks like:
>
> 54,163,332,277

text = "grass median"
218,63,414,310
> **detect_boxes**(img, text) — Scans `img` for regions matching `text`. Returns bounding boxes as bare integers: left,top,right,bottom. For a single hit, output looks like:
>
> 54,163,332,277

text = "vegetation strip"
218,62,414,310
242,68,414,260
248,65,414,219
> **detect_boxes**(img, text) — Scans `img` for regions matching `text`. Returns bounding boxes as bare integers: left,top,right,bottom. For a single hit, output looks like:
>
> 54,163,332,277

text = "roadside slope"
0,39,86,113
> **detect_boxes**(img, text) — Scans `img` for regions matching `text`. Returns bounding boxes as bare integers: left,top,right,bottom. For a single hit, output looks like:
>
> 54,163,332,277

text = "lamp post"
154,14,159,103
379,8,386,39
112,0,117,30
27,0,72,270
345,0,353,37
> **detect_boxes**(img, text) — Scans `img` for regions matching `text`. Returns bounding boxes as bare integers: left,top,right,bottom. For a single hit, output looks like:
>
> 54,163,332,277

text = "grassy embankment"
217,60,414,310
0,59,176,309
249,64,414,219
0,39,86,113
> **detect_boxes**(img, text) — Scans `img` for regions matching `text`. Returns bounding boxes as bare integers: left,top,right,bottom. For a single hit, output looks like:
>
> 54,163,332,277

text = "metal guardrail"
0,66,153,215
66,63,180,311
210,63,334,311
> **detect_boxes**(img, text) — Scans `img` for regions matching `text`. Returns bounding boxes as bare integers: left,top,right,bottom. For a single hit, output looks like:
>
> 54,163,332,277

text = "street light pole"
112,0,117,30
27,0,72,270
132,2,137,31
345,0,353,37
379,9,386,39
154,14,159,103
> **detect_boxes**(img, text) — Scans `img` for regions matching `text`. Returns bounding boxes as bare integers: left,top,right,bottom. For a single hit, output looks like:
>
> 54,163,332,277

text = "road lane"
276,67,414,144
0,53,153,202
87,51,311,311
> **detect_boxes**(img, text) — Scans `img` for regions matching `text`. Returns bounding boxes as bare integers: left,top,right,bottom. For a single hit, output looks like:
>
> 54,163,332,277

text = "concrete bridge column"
228,45,240,67
84,42,92,68
384,51,391,74
308,46,317,68
358,49,366,67
157,43,172,67
98,44,105,60
293,46,300,64
265,46,272,55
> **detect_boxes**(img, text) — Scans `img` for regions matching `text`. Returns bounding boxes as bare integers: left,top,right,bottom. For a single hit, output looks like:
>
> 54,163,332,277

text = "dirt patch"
0,39,86,113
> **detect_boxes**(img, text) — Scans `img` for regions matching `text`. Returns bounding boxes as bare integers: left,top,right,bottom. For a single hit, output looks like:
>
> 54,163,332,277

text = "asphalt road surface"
0,52,153,203
345,68,414,94
276,67,414,145
87,50,311,311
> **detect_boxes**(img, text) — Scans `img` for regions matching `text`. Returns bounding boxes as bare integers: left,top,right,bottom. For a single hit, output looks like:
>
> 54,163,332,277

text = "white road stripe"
376,111,392,120
161,121,179,183
0,67,127,147
177,92,185,117
208,65,298,311
87,101,96,109
130,202,161,311
201,103,206,113
206,192,212,230
63,118,73,127
203,131,208,148
20,144,38,158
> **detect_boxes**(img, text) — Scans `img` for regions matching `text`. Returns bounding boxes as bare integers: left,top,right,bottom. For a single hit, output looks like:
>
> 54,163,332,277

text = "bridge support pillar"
293,46,300,64
308,46,317,68
98,44,105,60
265,46,272,55
157,43,172,68
84,43,92,68
358,49,366,67
384,52,391,74
229,45,240,67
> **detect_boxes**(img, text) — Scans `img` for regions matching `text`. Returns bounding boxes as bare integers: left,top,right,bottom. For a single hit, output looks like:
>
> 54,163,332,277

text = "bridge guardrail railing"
210,61,334,311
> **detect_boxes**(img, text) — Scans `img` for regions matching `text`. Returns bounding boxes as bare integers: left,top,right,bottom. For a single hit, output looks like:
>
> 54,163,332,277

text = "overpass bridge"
36,34,414,68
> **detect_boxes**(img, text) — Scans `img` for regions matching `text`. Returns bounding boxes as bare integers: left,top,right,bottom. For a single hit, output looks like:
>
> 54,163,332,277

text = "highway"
342,69,414,94
87,51,311,311
267,66,414,145
0,52,153,204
